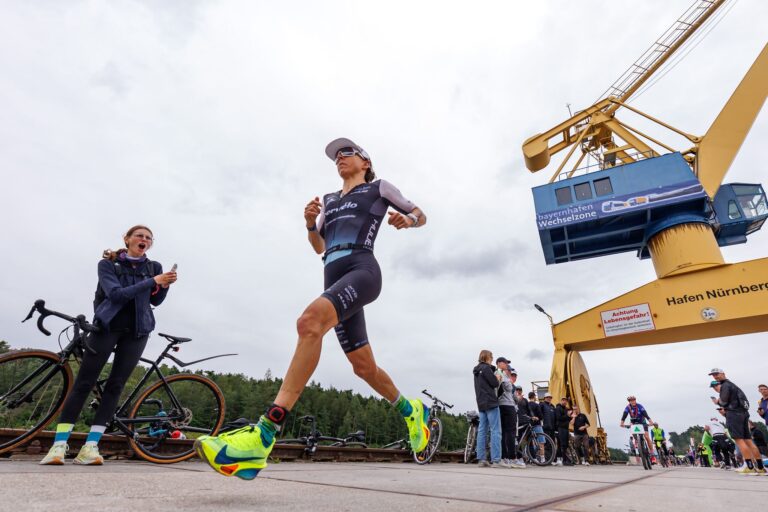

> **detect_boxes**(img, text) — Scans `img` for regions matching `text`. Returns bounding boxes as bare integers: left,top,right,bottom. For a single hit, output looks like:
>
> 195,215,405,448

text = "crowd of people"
472,349,594,468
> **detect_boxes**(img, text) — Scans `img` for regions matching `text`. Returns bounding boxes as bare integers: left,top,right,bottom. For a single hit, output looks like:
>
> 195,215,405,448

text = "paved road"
2,459,765,511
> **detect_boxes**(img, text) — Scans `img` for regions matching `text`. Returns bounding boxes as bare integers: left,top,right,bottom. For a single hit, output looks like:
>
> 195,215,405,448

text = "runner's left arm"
380,180,427,230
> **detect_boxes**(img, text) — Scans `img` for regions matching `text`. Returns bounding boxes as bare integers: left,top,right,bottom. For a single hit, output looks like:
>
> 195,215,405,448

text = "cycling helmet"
627,395,636,401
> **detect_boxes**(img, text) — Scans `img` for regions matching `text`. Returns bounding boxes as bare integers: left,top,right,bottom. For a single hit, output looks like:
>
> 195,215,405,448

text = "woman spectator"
40,225,177,465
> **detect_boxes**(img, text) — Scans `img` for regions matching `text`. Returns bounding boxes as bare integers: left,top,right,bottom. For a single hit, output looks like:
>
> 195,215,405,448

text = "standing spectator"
708,416,731,469
555,397,573,466
757,384,768,426
528,392,547,464
749,420,768,457
571,406,590,465
473,350,509,468
496,358,524,468
710,369,765,475
540,393,557,454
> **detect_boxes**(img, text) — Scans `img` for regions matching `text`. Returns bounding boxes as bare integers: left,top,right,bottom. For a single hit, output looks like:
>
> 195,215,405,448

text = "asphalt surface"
2,459,765,511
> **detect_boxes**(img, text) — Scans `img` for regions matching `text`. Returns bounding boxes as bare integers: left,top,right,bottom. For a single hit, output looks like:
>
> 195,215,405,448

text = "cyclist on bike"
195,138,430,480
650,422,668,458
620,395,655,457
40,225,177,465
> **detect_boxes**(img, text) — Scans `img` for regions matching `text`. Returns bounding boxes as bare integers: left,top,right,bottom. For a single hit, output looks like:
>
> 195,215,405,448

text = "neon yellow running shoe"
194,424,274,481
74,444,104,465
404,399,430,453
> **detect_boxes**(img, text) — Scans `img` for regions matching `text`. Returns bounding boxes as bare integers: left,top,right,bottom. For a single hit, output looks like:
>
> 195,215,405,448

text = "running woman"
40,225,177,465
195,138,429,480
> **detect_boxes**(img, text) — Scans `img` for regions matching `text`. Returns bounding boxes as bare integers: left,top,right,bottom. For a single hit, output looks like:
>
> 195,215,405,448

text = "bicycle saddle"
158,333,192,344
348,430,365,440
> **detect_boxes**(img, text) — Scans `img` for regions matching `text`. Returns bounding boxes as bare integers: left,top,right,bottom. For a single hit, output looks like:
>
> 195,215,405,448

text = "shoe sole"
39,458,65,465
73,459,103,465
194,440,229,477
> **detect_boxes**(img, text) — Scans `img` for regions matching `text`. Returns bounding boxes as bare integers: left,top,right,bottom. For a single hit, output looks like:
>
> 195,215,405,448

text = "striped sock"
393,395,413,417
85,425,106,445
53,423,74,445
257,416,278,446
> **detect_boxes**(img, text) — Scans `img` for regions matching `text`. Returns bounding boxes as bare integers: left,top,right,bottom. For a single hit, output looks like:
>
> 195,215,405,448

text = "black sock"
746,459,754,469
756,458,764,470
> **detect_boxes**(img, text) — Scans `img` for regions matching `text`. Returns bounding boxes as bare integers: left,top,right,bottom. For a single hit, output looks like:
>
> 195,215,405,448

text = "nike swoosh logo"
214,446,266,465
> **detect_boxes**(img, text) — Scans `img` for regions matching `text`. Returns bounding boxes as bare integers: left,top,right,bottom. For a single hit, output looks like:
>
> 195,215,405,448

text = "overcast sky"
1,0,766,449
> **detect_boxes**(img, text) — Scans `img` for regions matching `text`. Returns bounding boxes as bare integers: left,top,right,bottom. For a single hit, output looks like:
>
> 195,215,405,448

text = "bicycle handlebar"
421,389,453,409
22,300,99,353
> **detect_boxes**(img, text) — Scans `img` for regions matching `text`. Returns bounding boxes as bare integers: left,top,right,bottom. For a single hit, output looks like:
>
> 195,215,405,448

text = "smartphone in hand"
171,263,178,272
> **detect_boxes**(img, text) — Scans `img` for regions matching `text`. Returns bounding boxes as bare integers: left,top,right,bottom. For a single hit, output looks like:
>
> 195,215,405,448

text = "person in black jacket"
710,368,765,474
554,397,573,466
528,392,547,464
540,394,557,451
571,405,590,465
40,225,176,466
750,420,768,457
473,350,508,468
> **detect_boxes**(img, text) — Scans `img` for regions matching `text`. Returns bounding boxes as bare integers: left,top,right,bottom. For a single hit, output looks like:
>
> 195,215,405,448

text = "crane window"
727,200,741,220
574,182,593,201
555,187,573,206
733,185,767,219
594,177,613,197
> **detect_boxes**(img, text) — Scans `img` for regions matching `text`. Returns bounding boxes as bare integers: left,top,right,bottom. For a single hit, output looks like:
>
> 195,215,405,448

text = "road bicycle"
413,390,452,465
463,410,479,463
516,422,556,466
624,423,652,470
0,300,232,463
654,440,669,467
276,414,367,455
383,390,452,464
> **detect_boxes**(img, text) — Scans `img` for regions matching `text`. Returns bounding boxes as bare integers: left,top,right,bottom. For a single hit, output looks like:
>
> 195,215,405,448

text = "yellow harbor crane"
522,0,767,460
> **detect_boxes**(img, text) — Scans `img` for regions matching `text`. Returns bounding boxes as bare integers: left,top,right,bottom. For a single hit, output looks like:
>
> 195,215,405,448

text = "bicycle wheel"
463,423,477,463
638,435,652,470
525,432,556,466
0,350,73,454
127,374,225,463
414,416,442,465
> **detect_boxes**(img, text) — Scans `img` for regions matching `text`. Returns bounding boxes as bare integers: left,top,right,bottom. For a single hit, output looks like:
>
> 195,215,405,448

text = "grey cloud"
91,62,129,96
526,349,547,361
392,239,530,279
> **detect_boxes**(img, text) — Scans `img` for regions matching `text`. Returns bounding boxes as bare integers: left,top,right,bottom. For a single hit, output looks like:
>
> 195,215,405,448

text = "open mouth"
138,243,147,250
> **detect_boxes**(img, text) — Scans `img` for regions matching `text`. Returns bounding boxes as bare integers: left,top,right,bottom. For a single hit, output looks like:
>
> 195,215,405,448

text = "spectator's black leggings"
59,330,148,426
499,405,517,460
557,427,571,462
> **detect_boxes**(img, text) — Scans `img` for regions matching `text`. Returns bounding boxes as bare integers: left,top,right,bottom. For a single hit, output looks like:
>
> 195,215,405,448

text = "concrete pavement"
1,459,765,511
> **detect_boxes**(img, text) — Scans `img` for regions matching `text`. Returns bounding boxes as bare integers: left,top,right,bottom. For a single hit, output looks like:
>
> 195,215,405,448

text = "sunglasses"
335,147,362,161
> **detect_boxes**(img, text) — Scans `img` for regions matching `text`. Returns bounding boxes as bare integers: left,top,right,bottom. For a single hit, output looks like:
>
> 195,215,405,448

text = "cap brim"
325,138,360,161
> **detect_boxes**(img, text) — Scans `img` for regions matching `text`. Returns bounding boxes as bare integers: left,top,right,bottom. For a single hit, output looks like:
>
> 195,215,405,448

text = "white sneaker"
74,444,104,465
510,459,526,469
40,443,68,465
539,456,546,464
583,461,590,466
492,460,512,469
478,459,491,468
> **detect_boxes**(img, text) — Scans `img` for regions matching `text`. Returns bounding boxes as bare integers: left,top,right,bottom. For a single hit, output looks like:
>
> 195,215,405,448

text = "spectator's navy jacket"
759,396,768,425
94,256,168,337
473,362,499,412
540,401,556,430
555,403,571,429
